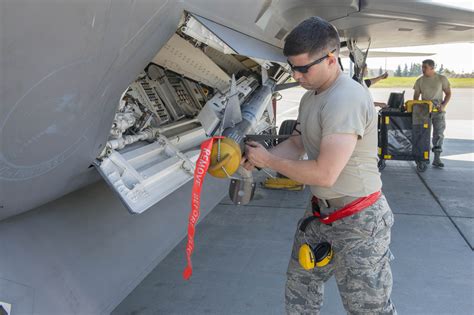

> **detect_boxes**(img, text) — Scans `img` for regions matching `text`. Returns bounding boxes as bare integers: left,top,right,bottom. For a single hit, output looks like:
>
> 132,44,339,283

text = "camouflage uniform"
431,111,446,153
285,194,396,315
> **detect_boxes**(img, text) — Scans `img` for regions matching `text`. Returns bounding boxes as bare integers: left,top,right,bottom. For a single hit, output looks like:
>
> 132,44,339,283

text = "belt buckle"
320,198,330,208
316,199,332,222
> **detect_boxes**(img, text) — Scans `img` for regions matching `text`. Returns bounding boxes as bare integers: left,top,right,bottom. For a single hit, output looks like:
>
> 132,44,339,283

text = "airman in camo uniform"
245,17,397,314
414,59,452,167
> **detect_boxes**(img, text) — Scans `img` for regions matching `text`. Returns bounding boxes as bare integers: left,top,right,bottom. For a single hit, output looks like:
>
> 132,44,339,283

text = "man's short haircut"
422,59,435,68
283,16,340,58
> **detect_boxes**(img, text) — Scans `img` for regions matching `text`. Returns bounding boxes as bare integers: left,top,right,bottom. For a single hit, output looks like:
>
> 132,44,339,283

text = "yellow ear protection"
298,216,333,270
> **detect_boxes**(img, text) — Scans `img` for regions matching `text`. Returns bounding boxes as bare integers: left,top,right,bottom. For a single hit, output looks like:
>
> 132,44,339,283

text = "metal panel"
152,34,230,90
192,14,286,63
204,47,247,76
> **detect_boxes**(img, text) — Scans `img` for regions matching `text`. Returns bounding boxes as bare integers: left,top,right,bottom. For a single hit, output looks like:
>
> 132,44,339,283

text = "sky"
431,0,473,10
362,43,474,74
342,0,473,74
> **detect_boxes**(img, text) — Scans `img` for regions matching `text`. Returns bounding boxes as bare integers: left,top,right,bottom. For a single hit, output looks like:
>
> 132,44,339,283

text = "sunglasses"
287,49,336,74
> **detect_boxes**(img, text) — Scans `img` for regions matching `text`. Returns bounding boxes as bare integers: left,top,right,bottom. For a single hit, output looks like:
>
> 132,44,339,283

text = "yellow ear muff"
314,242,333,268
208,137,242,178
298,243,316,270
297,216,333,270
298,242,333,270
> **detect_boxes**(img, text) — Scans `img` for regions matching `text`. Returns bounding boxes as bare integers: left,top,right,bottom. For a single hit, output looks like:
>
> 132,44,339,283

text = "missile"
207,76,276,205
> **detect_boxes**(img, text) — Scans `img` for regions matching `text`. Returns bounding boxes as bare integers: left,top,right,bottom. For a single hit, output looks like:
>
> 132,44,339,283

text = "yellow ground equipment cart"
378,100,432,172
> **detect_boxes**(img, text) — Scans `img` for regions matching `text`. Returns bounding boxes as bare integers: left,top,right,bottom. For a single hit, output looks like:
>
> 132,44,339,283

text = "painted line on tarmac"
415,164,473,250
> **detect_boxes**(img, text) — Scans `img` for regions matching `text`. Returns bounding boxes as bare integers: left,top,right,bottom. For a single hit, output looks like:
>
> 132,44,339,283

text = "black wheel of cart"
416,161,427,172
378,159,386,171
278,120,297,144
276,120,297,177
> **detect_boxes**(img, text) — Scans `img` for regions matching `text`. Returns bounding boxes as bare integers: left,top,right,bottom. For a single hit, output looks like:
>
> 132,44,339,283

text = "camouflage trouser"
431,112,446,153
285,194,396,315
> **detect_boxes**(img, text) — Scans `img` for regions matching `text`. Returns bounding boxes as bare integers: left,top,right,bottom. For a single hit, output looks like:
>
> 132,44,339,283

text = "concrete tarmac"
114,87,473,315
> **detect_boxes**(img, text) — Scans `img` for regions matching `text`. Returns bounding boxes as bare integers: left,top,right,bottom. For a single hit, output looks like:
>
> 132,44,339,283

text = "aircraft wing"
186,0,473,51
339,50,436,58
337,0,474,49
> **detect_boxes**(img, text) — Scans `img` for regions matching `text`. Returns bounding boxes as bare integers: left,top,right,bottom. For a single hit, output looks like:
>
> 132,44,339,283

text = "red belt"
311,191,381,225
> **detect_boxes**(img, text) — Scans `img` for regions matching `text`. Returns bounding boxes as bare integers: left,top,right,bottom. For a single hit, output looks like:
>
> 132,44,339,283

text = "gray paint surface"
0,0,183,219
0,177,227,314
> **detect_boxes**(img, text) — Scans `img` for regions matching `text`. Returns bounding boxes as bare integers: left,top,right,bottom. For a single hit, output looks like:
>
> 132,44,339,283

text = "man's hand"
240,156,256,171
440,101,448,112
245,141,272,168
244,133,357,187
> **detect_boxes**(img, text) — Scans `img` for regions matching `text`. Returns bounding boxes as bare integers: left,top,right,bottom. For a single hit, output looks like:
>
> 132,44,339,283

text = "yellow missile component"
208,137,242,178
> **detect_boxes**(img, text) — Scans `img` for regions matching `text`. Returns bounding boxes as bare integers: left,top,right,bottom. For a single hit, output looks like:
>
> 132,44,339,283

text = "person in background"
362,66,389,108
351,62,389,107
364,67,389,88
413,59,452,167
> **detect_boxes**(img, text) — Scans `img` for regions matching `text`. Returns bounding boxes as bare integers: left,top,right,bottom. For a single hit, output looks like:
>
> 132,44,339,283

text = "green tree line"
394,63,423,77
394,63,473,78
